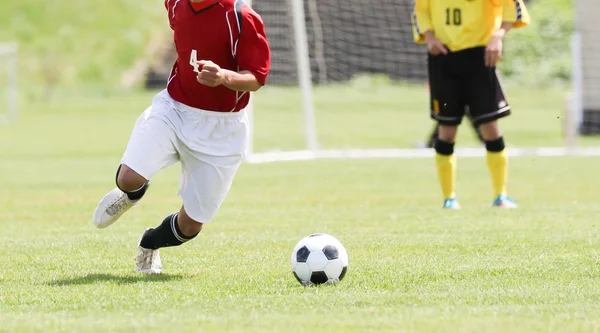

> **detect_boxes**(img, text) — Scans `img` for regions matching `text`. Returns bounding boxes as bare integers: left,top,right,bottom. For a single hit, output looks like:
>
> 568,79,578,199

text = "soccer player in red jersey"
92,0,271,274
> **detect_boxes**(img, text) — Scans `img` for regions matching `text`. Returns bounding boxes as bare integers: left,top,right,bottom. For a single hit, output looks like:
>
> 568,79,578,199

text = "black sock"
434,139,455,155
115,165,149,201
485,137,505,152
427,124,440,148
139,213,199,250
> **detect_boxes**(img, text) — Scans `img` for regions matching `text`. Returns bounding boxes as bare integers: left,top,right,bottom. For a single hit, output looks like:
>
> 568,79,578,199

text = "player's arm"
196,8,271,92
486,0,530,67
494,0,530,36
234,8,270,91
411,0,432,44
222,70,262,92
196,63,263,92
412,0,447,55
500,0,530,29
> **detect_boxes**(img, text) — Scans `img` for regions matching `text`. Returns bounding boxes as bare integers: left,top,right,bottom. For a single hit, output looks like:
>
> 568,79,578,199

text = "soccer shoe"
493,194,518,208
443,198,461,210
135,229,162,274
92,188,137,229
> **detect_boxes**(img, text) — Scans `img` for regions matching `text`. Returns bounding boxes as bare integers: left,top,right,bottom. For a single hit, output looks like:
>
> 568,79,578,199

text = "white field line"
245,147,600,164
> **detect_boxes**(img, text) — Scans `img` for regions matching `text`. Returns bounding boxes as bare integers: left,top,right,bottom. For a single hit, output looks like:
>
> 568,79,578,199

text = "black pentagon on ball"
322,245,339,260
296,246,310,263
308,233,325,238
339,266,348,281
310,271,329,285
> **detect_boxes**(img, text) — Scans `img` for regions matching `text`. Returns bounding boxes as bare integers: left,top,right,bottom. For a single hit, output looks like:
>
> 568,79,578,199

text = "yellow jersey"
412,0,530,52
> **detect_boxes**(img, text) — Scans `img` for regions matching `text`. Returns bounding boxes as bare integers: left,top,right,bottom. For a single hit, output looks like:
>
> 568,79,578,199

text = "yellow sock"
486,150,508,197
436,153,456,199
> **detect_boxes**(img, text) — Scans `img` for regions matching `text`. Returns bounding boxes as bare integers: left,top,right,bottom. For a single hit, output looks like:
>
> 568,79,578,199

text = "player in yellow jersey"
412,0,530,209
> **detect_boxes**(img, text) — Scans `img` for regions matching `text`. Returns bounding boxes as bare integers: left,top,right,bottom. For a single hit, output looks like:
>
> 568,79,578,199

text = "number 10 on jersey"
446,8,462,26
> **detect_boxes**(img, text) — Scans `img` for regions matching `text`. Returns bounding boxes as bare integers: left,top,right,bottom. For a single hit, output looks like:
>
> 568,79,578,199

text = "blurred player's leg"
93,96,179,228
425,124,440,148
428,53,464,209
468,68,517,208
436,126,460,209
479,122,516,208
426,107,483,148
465,106,485,144
134,100,248,274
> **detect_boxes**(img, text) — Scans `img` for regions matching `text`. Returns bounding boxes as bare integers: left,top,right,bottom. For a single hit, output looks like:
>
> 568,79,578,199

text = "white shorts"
121,90,249,223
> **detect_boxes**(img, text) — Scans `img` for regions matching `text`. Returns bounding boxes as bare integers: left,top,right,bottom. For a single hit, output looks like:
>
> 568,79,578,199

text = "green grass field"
0,0,591,331
1,85,600,332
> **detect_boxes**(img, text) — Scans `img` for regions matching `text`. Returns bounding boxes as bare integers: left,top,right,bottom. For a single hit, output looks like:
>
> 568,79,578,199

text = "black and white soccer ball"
290,233,349,286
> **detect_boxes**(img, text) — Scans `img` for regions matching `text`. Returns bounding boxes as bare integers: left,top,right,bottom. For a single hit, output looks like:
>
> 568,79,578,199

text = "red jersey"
164,0,271,112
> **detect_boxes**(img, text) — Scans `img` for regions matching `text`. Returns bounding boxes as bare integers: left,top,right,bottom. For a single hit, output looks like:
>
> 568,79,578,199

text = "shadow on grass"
46,273,183,286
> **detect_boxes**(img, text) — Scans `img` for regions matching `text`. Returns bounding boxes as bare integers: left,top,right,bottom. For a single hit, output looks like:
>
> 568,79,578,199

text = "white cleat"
92,188,137,229
135,229,162,274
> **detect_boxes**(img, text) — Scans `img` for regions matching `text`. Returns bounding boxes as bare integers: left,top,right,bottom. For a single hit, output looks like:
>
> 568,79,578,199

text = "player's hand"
196,60,225,87
425,32,448,56
485,34,504,67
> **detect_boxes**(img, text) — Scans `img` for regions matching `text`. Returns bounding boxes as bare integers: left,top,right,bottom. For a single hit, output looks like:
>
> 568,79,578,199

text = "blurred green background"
0,0,574,101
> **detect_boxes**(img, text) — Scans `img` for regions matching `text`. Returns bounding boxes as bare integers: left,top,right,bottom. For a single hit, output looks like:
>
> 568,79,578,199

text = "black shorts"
428,47,511,127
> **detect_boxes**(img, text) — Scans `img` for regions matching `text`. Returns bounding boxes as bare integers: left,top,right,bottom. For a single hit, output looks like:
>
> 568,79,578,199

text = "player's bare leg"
424,109,484,148
478,120,501,140
436,125,460,209
135,206,203,274
479,121,517,208
437,124,458,142
92,164,150,228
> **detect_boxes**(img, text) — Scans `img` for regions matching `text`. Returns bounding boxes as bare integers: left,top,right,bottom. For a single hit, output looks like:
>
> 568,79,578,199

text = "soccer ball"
290,233,349,286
